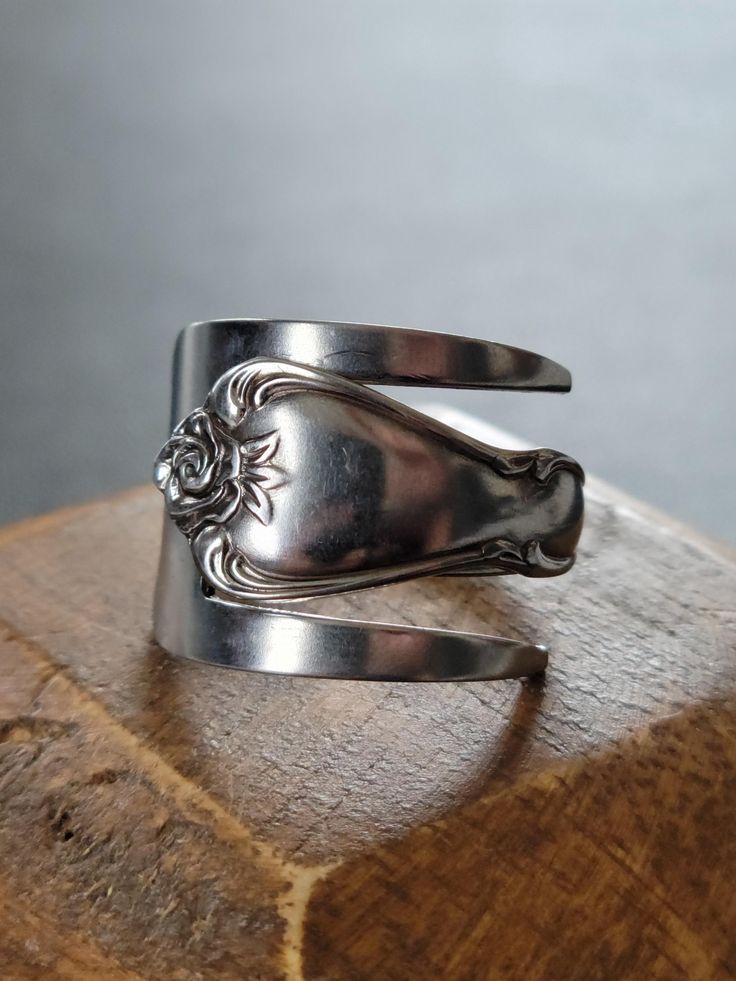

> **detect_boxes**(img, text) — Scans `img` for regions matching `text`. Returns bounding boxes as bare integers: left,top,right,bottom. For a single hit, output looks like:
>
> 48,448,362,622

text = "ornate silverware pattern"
155,358,584,603
153,320,584,681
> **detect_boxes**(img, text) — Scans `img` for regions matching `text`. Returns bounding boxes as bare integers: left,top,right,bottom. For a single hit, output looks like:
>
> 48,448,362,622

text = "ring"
153,320,584,681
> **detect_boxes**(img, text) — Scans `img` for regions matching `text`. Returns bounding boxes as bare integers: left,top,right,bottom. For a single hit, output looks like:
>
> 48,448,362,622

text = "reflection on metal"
154,320,584,681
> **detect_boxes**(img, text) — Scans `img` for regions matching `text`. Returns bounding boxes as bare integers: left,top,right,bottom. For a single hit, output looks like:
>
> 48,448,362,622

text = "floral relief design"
154,408,281,538
236,429,283,526
155,358,583,601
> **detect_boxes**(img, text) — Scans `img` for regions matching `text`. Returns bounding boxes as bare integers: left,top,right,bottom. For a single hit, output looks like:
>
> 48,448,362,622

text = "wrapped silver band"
153,320,584,681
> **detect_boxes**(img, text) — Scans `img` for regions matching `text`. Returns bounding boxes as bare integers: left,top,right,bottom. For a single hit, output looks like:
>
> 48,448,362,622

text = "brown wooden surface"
1,414,736,980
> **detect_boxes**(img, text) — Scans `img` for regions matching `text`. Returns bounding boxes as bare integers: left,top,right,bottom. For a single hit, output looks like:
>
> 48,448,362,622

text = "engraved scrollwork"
154,357,584,602
205,357,584,485
190,527,575,603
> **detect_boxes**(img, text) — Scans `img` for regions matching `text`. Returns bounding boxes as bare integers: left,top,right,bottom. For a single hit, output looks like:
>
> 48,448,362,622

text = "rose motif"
154,409,242,538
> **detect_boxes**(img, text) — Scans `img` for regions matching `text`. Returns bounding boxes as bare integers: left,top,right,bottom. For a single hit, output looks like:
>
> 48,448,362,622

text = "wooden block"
1,412,735,980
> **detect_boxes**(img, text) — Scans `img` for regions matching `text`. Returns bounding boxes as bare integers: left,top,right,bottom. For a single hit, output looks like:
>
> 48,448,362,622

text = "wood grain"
1,414,735,979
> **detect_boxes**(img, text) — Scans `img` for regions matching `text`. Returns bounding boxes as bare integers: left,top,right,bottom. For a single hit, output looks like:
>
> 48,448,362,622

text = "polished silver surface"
170,320,572,430
153,320,584,681
155,525,549,682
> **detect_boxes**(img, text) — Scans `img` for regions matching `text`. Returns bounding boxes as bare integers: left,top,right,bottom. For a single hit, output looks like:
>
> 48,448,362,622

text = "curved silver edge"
171,319,570,423
154,522,547,682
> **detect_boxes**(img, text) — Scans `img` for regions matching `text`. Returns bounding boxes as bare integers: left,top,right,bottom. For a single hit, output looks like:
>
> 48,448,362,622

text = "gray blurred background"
1,1,734,540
